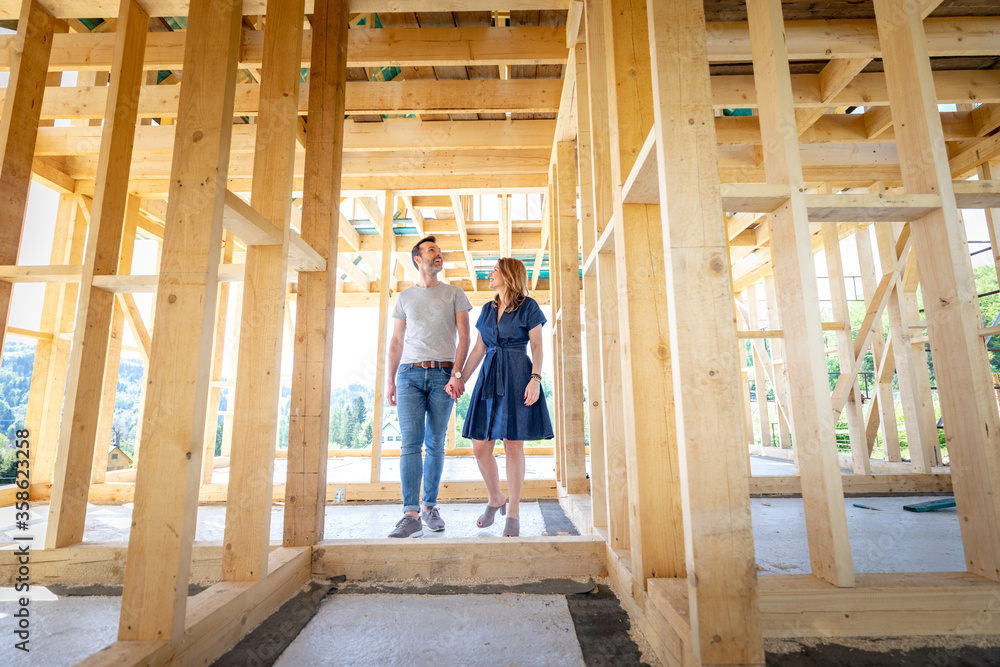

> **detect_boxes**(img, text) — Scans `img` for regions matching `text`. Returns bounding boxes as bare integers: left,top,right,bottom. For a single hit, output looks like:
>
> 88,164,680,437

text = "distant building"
366,421,401,447
107,445,133,472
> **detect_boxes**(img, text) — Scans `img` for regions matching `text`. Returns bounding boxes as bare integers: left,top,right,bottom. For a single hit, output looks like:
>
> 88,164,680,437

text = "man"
386,236,472,538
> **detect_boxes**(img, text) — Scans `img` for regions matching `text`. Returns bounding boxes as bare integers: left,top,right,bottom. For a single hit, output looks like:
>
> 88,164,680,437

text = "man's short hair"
411,235,437,268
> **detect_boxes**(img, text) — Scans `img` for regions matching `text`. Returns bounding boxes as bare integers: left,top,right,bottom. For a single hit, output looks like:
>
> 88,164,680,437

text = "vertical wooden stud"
47,0,148,549
284,0,349,546
823,223,870,474
875,0,1000,580
747,0,854,587
119,0,243,641
370,194,394,484
605,0,685,591
585,0,628,548
223,0,307,582
647,0,764,660
555,140,587,494
0,0,54,353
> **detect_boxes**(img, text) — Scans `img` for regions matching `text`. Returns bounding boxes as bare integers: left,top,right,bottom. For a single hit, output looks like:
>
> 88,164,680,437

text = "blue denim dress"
462,297,555,442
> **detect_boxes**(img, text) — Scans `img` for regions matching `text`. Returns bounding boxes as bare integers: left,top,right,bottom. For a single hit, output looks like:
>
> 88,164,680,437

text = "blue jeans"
396,365,454,512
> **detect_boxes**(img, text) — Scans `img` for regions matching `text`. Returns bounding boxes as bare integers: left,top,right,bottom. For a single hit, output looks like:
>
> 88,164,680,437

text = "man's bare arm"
446,309,471,397
386,318,406,406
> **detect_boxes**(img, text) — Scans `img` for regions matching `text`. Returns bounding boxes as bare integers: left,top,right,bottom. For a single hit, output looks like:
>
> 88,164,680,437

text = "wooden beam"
748,0,854,588
758,572,1000,638
875,0,1000,582
46,0,146,549
450,194,479,291
224,0,305,583
0,0,54,357
399,195,425,239
85,548,310,666
2,15,997,65
0,25,565,71
0,537,603,589
118,0,243,642
605,0,684,594
794,57,872,135
4,79,562,119
647,0,763,661
284,0,347,547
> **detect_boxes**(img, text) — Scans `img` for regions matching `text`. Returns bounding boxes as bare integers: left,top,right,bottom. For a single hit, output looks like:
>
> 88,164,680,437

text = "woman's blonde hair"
493,257,529,312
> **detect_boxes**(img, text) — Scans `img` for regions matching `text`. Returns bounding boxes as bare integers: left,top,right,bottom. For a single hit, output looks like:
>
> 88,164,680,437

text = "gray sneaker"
388,514,423,538
421,506,445,532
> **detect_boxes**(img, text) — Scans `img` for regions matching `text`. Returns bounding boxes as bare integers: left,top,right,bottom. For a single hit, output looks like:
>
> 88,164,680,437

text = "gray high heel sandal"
477,500,507,528
503,516,520,537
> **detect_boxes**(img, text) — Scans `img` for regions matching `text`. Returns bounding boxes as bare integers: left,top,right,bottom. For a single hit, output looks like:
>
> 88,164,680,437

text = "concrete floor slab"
0,594,120,667
752,496,964,575
274,593,586,667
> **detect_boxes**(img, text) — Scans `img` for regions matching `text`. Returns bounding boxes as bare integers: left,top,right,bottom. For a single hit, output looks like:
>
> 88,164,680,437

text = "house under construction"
1,0,1000,664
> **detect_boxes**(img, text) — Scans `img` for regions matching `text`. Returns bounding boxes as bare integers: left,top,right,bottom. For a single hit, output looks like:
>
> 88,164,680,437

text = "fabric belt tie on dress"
481,343,527,399
411,360,453,368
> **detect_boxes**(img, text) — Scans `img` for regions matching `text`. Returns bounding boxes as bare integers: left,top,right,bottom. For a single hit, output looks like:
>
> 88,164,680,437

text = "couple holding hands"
386,236,553,539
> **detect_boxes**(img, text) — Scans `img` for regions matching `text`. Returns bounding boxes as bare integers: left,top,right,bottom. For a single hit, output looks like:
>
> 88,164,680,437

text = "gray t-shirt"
392,282,473,364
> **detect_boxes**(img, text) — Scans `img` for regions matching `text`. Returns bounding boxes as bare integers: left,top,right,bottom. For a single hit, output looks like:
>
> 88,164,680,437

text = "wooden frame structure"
1,0,1000,664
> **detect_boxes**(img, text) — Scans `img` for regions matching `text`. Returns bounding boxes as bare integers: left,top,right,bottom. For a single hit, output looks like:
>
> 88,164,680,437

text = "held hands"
444,376,465,400
524,377,541,406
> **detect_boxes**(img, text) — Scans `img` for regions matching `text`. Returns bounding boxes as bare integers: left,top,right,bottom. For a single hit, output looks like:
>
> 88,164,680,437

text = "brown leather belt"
411,360,453,368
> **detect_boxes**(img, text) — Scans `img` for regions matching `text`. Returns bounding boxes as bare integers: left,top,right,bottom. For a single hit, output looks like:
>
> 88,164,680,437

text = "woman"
457,257,554,537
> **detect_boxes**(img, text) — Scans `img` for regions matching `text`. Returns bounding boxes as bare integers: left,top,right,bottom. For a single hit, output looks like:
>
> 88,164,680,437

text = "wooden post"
873,220,937,469
747,0,854,587
823,222,870,474
740,336,756,451
46,0,148,550
875,0,1000,581
764,276,793,450
855,224,901,460
746,287,771,448
285,0,348,546
119,0,243,641
576,44,606,524
222,279,242,458
370,193,394,484
446,404,456,450
647,0,764,661
0,0,54,354
201,232,234,486
604,0,685,590
585,0,628,548
26,194,83,488
548,178,564,485
555,140,587,495
91,195,141,485
224,0,306,582
981,162,1000,287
